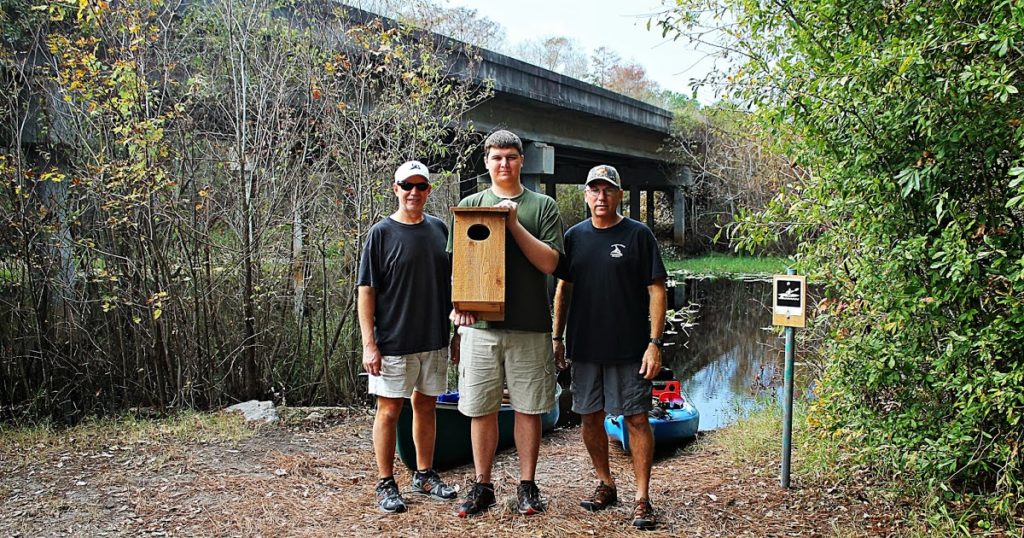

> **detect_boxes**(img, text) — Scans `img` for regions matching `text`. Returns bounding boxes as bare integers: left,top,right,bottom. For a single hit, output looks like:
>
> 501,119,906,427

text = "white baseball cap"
394,160,430,183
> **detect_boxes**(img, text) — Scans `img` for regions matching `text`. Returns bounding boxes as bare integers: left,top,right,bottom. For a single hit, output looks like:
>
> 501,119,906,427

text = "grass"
712,401,1024,537
664,252,793,277
0,410,255,454
706,398,865,496
0,261,22,285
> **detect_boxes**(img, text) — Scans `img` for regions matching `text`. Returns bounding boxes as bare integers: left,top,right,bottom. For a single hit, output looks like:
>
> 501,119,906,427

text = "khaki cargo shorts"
457,327,556,416
367,347,449,398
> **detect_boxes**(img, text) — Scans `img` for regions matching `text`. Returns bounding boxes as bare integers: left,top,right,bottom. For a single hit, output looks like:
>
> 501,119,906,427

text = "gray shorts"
367,347,448,398
457,327,556,416
570,360,653,417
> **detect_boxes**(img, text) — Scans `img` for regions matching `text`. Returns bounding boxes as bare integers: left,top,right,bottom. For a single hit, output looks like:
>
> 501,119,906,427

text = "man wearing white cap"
552,164,667,530
357,160,459,513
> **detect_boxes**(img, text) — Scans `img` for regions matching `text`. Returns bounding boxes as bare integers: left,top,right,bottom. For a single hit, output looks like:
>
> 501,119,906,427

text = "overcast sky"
441,0,720,104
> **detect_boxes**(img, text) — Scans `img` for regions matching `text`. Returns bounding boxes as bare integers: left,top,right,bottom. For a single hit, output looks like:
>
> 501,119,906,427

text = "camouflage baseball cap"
585,164,621,188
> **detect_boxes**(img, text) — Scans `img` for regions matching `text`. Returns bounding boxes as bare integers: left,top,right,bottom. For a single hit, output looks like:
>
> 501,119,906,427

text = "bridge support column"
646,190,655,229
521,174,541,193
544,178,557,199
672,187,686,247
629,184,641,220
522,142,552,195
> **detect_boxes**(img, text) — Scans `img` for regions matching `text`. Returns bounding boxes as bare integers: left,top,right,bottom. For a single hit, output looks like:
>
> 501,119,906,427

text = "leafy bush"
658,0,1023,526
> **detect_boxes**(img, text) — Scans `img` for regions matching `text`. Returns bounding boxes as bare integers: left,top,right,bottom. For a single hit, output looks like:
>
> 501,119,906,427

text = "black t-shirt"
356,215,451,356
554,218,667,364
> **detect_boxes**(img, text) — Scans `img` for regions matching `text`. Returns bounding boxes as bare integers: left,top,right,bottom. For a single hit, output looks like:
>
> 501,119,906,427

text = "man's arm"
494,199,559,274
357,286,383,376
551,279,572,371
639,277,667,380
508,219,559,274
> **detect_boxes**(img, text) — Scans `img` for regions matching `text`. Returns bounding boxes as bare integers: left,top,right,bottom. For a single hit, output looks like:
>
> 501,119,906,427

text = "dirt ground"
0,408,905,537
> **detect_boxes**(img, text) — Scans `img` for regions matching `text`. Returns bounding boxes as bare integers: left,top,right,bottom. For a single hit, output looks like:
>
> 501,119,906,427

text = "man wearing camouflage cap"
552,164,667,530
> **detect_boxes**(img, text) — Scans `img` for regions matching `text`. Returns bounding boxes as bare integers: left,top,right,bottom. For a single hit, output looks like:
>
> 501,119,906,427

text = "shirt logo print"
610,244,625,258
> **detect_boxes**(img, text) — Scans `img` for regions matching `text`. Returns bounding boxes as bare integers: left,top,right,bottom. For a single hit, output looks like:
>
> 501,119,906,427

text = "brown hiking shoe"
632,499,657,530
579,481,617,511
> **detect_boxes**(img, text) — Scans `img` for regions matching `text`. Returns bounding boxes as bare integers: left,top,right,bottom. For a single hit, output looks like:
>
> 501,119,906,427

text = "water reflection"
665,277,783,431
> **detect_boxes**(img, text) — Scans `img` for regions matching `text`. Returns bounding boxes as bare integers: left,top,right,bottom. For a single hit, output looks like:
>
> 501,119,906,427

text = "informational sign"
772,275,806,328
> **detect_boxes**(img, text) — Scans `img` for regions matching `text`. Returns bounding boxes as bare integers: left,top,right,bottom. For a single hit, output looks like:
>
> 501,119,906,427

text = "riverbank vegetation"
664,252,790,277
0,0,487,420
657,0,1024,532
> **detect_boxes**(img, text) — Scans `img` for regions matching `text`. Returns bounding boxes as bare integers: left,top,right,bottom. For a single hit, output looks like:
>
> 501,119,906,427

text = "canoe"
395,386,561,471
604,380,699,453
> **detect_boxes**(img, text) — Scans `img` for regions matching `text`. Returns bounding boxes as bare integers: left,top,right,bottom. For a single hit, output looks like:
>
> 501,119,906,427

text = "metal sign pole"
781,324,795,487
780,267,796,488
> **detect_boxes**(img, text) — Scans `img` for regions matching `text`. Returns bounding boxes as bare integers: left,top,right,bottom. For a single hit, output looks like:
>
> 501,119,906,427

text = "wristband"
551,336,564,341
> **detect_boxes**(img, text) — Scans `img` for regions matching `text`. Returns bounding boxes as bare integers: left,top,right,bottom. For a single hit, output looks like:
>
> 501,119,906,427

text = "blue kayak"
604,383,699,453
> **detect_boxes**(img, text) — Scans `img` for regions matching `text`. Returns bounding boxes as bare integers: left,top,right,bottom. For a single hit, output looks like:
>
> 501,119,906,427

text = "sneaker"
516,480,545,515
456,481,496,518
412,468,457,501
579,481,617,511
375,477,407,514
632,499,657,530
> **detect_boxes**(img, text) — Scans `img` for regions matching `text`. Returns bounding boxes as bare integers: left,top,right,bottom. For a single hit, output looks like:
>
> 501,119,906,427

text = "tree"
667,103,795,253
511,36,589,79
603,61,659,103
586,47,666,106
0,0,487,418
589,46,621,87
355,0,507,51
657,0,1024,526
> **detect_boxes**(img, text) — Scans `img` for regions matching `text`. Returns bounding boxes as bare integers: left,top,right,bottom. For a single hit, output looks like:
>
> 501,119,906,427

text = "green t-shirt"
448,187,564,332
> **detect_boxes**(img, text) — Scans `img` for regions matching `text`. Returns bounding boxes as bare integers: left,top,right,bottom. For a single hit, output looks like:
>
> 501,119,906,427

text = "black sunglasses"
397,182,430,191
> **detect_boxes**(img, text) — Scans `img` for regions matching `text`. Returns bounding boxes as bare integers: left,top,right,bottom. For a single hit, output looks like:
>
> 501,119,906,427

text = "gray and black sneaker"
375,476,407,514
455,481,496,518
516,480,545,515
412,468,457,501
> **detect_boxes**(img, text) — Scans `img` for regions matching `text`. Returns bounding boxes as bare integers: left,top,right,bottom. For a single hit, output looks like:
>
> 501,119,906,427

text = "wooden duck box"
451,207,509,321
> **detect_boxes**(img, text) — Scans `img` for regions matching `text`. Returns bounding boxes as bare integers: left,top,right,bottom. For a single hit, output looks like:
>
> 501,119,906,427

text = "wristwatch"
649,337,663,348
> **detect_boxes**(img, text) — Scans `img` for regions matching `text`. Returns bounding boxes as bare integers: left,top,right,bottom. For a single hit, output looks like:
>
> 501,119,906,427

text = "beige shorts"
367,347,449,398
457,328,556,417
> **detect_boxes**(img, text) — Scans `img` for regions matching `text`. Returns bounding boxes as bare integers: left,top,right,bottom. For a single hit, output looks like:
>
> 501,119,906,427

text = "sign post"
773,269,806,488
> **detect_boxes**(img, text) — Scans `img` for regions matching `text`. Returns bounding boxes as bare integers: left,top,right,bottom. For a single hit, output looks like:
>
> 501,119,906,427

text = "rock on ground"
225,400,278,423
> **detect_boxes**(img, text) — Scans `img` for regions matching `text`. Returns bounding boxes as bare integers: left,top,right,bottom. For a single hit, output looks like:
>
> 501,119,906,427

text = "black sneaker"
412,468,457,501
375,477,406,514
632,498,657,530
456,481,495,518
516,480,545,515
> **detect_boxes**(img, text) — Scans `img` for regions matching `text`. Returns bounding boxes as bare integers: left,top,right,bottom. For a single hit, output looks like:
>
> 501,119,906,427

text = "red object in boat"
652,380,682,403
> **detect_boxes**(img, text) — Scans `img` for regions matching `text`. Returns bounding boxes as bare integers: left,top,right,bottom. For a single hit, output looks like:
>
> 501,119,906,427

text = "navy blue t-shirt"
356,215,451,356
554,218,666,364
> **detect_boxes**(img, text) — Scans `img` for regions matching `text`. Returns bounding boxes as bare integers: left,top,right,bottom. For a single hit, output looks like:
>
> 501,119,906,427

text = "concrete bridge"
344,5,693,245
456,48,692,244
452,44,691,244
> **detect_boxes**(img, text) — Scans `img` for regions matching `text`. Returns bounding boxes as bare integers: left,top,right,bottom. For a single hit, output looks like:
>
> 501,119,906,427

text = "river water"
665,277,786,431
